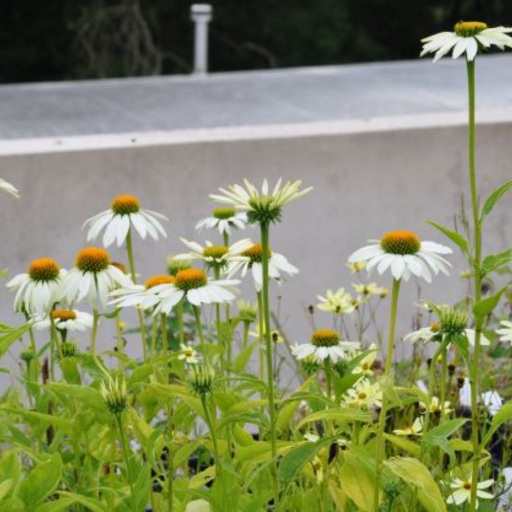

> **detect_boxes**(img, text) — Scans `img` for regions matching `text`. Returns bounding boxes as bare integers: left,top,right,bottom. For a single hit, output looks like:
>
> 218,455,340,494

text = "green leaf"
232,341,257,374
426,221,468,254
0,324,31,360
473,286,508,320
480,179,512,222
19,453,62,509
35,498,76,512
278,437,333,481
420,418,468,461
297,409,371,429
385,457,446,512
481,249,512,277
133,465,151,512
57,492,110,512
338,451,377,511
481,401,512,447
384,434,420,457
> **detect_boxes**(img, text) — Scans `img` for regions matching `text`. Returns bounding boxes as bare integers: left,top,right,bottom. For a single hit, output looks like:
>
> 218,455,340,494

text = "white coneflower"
196,207,248,235
110,275,175,311
0,178,19,198
228,242,298,291
7,258,66,316
446,476,494,508
178,344,199,364
33,309,93,333
393,417,424,437
421,396,453,415
174,238,253,273
421,22,512,63
292,329,360,364
153,269,240,315
345,379,382,410
348,230,452,283
61,248,132,310
210,178,313,225
317,288,355,315
496,320,512,344
83,195,167,248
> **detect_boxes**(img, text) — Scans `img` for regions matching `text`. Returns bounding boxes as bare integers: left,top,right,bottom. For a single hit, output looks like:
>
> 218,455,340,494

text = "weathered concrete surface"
0,57,511,386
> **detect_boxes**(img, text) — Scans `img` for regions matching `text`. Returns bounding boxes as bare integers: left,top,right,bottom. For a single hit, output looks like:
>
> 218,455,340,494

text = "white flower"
196,208,248,235
352,283,388,299
179,344,199,364
421,22,512,63
447,476,494,509
316,288,355,315
353,344,378,375
0,178,19,198
175,238,253,273
349,231,452,283
33,309,93,333
345,379,382,410
228,242,298,291
6,258,66,316
152,269,239,315
496,320,512,344
292,329,360,364
421,396,453,415
482,390,503,416
403,325,439,344
83,195,167,248
249,325,284,344
110,275,176,311
210,178,313,217
61,248,132,311
393,417,424,437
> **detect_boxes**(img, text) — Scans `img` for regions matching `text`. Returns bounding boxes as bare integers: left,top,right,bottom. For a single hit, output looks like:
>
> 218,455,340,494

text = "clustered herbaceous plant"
1,21,512,512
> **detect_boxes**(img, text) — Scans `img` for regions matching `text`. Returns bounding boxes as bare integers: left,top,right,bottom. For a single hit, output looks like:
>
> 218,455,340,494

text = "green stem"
90,309,99,358
161,314,168,380
166,402,174,512
125,228,148,364
115,414,135,510
213,267,225,376
374,278,401,512
260,223,279,505
115,312,125,371
151,315,158,362
193,305,206,353
467,58,483,512
200,394,223,489
242,321,250,349
177,301,185,346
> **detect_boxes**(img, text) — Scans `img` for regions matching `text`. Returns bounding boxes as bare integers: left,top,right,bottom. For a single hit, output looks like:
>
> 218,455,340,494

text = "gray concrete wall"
0,112,511,387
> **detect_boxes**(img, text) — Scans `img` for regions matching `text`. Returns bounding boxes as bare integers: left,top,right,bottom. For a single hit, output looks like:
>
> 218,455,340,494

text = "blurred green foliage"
1,0,511,83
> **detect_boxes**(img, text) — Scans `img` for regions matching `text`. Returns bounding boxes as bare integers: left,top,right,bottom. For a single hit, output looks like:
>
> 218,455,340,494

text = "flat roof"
1,54,512,141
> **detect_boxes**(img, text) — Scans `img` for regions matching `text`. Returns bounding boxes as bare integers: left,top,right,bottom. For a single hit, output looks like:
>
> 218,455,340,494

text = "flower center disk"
111,195,140,215
380,231,421,255
52,309,77,321
213,207,235,220
203,246,228,259
454,21,488,37
76,248,110,273
311,329,340,347
144,275,175,289
175,269,207,290
28,258,61,282
242,243,272,264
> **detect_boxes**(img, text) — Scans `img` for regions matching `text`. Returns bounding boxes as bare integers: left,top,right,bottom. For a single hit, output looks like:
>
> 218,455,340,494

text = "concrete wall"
0,113,511,386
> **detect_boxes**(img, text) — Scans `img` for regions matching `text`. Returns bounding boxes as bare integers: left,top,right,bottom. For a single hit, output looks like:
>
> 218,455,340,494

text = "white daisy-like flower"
345,379,382,410
83,195,167,248
210,178,313,225
404,324,490,347
110,275,176,311
421,396,453,416
446,476,494,509
352,283,388,299
6,258,66,316
249,325,284,344
393,417,424,437
292,329,360,364
0,178,19,198
353,344,378,375
61,248,132,310
33,309,93,333
174,238,253,273
482,390,503,416
179,344,200,365
317,288,355,315
421,22,512,63
152,269,240,315
496,320,512,344
348,230,452,283
195,207,248,235
228,242,298,291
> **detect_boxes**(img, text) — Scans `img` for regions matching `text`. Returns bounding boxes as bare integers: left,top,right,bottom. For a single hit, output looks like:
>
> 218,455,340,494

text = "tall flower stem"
193,305,206,353
260,222,279,505
374,278,401,512
125,229,148,363
466,58,484,512
161,314,168,380
176,302,185,346
213,267,225,376
90,309,99,358
115,413,135,510
150,315,158,362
